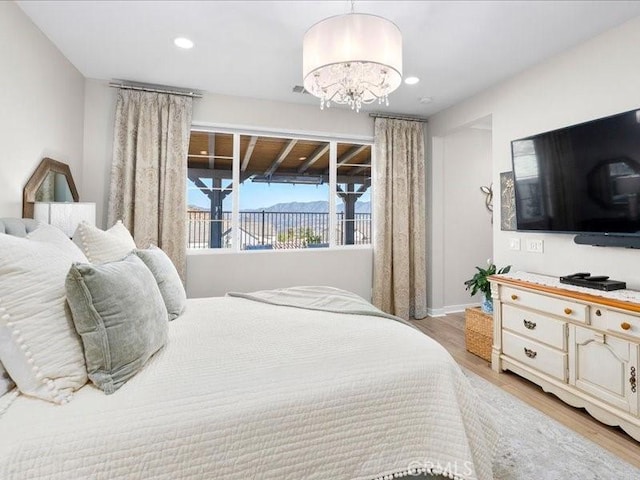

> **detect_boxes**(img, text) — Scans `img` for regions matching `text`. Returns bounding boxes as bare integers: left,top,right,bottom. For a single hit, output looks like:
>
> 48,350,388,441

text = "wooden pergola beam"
208,135,216,170
336,180,371,200
241,136,258,172
264,139,297,177
298,144,329,174
337,145,368,167
348,163,372,176
188,167,369,185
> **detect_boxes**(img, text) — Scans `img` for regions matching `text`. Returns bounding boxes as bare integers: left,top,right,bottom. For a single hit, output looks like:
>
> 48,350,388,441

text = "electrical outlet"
509,238,521,251
526,238,544,253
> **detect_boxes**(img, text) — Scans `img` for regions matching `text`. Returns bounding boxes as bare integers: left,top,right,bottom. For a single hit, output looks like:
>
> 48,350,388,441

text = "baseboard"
427,302,480,317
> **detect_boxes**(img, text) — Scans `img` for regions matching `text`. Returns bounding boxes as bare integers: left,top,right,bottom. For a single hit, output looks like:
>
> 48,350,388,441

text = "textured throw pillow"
0,361,15,397
133,246,186,320
72,220,136,263
0,234,88,404
28,223,88,263
66,255,169,394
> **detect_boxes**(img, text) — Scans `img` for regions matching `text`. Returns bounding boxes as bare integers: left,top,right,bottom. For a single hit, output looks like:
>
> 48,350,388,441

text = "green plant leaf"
464,263,512,298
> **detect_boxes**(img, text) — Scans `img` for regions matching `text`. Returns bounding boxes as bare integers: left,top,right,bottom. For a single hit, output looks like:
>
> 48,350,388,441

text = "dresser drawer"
502,286,587,323
590,306,640,340
502,304,567,350
503,331,567,381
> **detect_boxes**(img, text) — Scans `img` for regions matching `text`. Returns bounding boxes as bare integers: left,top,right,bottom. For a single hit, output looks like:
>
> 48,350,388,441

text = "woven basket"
465,307,493,362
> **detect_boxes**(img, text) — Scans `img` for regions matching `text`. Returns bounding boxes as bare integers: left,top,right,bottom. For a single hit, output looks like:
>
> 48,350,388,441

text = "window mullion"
232,133,240,252
329,141,337,247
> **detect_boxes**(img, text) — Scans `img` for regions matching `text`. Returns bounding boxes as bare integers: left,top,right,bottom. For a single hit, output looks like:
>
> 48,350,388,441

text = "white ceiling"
17,0,640,116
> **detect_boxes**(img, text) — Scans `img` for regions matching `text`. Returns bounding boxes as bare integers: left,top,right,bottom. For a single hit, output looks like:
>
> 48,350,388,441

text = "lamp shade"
303,13,402,110
33,202,96,238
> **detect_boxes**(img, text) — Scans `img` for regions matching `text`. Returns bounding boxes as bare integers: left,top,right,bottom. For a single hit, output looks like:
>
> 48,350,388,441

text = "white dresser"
490,274,640,441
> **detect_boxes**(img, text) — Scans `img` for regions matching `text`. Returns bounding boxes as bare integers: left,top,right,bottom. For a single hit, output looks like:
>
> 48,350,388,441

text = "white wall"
192,92,374,139
82,80,116,225
82,80,375,298
427,122,493,315
428,17,640,290
187,247,373,300
0,2,85,217
431,125,493,315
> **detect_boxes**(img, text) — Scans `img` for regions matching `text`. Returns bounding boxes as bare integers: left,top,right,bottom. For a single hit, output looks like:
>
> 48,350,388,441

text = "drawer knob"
564,308,572,315
621,322,632,331
511,294,518,300
524,347,537,359
523,319,537,330
595,309,602,317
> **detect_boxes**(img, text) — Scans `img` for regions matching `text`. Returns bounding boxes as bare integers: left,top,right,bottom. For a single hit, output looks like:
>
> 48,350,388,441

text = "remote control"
567,272,590,279
585,275,609,282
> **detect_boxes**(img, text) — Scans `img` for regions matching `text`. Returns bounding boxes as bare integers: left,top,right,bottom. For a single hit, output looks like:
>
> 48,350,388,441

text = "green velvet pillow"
132,246,186,321
65,255,168,394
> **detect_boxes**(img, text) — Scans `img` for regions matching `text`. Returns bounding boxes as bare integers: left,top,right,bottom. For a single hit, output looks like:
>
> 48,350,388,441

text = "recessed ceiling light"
174,37,194,49
299,157,307,161
200,150,208,155
404,76,420,85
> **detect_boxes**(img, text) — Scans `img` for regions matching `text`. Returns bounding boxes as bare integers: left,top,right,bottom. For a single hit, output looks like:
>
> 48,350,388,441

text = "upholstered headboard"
0,218,40,237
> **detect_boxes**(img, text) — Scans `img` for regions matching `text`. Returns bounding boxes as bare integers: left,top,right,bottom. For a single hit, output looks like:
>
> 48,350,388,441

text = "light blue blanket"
227,285,411,326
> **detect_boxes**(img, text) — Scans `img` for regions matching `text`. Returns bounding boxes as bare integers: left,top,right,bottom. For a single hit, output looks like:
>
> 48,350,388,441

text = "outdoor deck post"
209,178,223,248
343,183,356,245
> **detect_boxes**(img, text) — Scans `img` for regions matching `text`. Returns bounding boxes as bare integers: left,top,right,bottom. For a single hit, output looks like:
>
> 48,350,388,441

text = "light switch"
526,238,544,253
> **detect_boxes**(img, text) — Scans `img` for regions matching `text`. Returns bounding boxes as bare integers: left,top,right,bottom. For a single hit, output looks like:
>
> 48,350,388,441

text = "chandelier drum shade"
303,13,402,112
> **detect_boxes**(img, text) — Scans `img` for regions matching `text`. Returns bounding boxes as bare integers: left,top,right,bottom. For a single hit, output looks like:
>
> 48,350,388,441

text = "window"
187,130,372,250
512,139,544,221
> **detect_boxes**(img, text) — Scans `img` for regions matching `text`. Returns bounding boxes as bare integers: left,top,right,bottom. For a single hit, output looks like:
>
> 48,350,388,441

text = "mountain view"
249,200,371,214
189,200,371,214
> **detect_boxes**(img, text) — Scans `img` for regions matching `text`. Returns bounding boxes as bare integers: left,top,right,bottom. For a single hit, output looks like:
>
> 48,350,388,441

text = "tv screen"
511,108,640,235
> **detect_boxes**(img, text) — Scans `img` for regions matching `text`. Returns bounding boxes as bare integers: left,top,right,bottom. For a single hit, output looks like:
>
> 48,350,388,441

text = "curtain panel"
372,118,427,320
108,90,193,280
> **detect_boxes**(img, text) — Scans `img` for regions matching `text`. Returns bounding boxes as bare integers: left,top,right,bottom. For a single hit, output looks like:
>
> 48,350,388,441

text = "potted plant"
464,260,511,314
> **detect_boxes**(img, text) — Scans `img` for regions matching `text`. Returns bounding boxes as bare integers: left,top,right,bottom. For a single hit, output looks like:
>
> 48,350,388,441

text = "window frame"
188,123,375,253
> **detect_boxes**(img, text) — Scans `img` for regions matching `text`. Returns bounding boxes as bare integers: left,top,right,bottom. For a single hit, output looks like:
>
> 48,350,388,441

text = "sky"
187,179,370,210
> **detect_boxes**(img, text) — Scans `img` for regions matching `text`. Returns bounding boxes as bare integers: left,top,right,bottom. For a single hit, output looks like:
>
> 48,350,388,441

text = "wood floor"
410,312,640,469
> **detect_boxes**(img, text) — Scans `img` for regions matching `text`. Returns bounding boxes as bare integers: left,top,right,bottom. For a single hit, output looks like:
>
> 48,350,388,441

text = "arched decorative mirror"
23,158,79,218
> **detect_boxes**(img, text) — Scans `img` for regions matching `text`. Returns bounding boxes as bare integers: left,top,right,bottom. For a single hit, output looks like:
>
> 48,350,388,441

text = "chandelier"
302,7,402,113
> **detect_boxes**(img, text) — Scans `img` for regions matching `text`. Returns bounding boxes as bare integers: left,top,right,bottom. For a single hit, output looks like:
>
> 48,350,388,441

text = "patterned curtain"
107,90,193,280
372,118,427,320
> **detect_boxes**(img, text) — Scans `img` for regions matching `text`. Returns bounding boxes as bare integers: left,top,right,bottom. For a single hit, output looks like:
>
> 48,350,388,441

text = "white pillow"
0,234,88,404
28,223,88,263
72,220,136,263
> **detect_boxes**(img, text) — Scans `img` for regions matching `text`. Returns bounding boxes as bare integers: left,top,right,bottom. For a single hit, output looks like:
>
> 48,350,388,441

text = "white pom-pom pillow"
72,220,136,263
0,233,88,404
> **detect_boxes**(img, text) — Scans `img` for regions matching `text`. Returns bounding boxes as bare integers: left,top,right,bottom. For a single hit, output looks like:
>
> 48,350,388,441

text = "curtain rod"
369,112,428,122
109,82,202,98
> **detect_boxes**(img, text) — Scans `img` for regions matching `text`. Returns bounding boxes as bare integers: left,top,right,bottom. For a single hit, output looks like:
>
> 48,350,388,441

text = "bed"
0,219,498,480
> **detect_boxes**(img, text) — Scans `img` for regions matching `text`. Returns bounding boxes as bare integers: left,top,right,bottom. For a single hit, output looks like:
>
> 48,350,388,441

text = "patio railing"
187,210,371,249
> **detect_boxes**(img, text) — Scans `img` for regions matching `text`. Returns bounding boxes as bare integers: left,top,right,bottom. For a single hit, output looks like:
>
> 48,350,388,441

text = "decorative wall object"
23,158,79,218
481,184,493,212
500,171,516,231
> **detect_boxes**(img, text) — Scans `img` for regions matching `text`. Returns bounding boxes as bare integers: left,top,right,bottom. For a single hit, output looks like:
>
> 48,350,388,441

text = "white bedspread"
0,296,498,480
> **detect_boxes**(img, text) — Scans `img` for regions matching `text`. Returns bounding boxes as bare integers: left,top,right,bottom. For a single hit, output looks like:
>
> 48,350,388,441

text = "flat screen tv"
511,107,640,236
